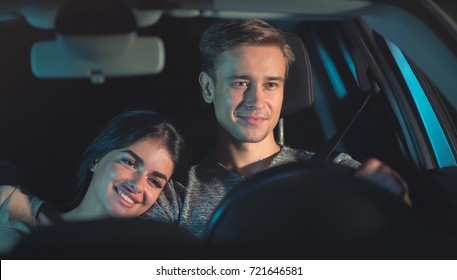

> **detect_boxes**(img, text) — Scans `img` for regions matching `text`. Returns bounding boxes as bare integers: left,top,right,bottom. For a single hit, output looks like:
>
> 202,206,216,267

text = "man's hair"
199,19,295,79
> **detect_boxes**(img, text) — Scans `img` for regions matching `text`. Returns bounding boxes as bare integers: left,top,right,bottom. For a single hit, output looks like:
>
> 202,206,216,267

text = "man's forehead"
215,46,286,77
219,44,285,59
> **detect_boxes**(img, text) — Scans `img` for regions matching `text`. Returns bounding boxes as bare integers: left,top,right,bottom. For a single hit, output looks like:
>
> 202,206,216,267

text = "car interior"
1,0,457,258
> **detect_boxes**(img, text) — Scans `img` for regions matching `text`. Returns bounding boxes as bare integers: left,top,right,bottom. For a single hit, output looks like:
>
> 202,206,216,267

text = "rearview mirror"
31,33,165,84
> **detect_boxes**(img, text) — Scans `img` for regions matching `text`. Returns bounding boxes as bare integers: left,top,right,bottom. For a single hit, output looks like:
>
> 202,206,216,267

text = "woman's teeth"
117,188,134,204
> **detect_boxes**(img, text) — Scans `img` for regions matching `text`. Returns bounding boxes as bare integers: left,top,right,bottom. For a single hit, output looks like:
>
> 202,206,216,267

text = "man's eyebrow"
120,150,169,181
228,74,251,80
266,76,284,82
228,75,284,82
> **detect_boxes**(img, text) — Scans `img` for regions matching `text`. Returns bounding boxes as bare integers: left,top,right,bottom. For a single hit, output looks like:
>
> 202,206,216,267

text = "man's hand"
355,158,412,207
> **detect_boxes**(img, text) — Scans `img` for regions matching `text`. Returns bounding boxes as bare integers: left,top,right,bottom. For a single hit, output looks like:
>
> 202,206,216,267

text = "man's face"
200,45,286,144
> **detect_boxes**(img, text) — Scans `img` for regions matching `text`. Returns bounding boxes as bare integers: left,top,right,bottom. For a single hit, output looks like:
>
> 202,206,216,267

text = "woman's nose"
126,174,145,193
134,178,146,193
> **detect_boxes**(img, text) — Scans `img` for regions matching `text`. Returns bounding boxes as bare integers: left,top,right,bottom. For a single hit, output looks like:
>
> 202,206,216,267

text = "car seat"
10,218,206,259
277,32,314,146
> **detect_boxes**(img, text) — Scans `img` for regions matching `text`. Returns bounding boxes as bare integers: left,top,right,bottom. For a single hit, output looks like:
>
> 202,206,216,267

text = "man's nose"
244,84,265,109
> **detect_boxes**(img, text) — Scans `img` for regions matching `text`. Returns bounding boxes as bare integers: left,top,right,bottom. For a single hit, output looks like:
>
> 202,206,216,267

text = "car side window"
297,22,405,167
384,39,457,168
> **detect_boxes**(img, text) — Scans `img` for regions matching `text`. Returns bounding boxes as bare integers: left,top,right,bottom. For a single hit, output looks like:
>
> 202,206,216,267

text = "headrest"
281,33,314,117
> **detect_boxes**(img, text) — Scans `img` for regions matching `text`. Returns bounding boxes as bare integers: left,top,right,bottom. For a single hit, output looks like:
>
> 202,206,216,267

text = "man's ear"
199,71,215,103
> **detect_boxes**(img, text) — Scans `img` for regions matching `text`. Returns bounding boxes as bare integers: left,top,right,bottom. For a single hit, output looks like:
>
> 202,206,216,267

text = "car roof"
1,0,456,112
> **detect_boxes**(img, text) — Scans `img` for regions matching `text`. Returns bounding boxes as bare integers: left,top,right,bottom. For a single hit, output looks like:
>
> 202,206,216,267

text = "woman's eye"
121,158,137,170
147,178,163,189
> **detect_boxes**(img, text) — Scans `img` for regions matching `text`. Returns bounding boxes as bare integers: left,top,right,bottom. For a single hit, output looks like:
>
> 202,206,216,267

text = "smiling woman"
0,109,188,254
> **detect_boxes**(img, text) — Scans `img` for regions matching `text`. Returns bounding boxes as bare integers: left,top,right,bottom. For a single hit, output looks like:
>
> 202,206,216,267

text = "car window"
386,39,457,168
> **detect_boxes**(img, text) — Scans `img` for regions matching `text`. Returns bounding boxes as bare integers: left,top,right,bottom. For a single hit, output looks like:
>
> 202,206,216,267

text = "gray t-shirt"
145,146,361,238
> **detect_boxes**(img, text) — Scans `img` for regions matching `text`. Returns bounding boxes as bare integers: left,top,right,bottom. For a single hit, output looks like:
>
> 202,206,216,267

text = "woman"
0,109,187,253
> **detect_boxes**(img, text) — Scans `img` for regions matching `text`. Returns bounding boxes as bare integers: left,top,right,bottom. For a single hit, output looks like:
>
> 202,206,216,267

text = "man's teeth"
117,188,134,204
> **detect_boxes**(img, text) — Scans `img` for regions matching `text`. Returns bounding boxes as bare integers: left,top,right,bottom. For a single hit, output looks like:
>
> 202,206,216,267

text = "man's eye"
265,82,278,89
147,178,164,189
234,81,249,88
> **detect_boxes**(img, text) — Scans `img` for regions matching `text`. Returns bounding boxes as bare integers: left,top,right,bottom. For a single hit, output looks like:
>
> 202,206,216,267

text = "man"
149,19,411,238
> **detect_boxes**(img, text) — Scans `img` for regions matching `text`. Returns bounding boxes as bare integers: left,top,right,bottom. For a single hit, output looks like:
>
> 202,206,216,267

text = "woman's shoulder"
0,185,44,255
0,185,44,224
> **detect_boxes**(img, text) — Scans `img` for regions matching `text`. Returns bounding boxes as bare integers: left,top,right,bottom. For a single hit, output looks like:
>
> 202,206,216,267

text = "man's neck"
213,133,281,177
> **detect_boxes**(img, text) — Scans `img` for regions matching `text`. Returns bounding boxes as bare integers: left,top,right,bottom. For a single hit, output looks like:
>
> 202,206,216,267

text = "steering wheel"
205,160,426,258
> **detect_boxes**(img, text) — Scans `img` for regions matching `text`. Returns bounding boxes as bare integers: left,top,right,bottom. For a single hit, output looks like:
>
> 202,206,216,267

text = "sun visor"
31,33,165,84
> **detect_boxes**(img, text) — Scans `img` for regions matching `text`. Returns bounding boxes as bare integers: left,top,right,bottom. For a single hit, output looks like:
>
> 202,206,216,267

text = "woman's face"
85,137,174,219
